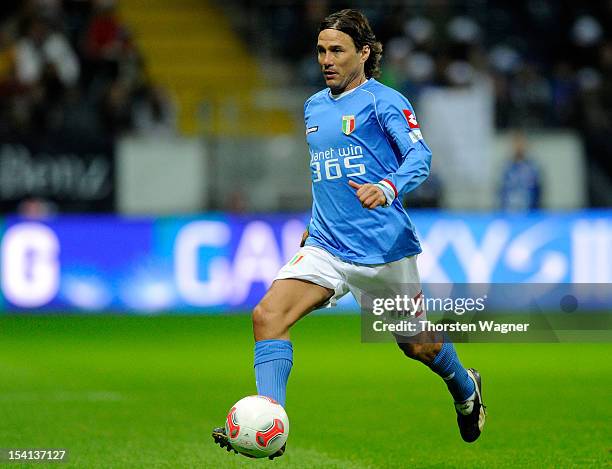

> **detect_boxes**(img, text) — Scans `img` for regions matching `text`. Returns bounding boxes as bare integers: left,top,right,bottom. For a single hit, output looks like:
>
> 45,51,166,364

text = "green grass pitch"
0,314,609,468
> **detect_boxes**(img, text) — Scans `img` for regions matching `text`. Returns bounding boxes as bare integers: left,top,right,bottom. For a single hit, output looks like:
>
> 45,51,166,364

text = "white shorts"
275,246,427,336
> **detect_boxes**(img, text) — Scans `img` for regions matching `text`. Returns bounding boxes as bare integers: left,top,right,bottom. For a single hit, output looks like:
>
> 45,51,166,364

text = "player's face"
317,29,370,94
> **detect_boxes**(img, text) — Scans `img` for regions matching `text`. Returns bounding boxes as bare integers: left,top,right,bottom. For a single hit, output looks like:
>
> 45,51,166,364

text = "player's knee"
252,302,286,338
252,303,270,331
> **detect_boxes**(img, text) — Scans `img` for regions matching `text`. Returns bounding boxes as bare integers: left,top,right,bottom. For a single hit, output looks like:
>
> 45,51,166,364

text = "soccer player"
213,9,485,458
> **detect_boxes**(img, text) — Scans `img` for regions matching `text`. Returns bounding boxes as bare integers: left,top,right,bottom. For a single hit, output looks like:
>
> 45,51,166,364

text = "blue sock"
428,341,475,402
254,339,293,407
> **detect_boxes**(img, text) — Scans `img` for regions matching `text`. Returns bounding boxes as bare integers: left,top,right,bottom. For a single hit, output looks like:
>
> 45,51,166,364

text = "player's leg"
213,278,334,458
250,246,346,409
394,312,485,442
252,278,333,407
396,331,476,409
213,247,343,458
367,257,477,407
396,331,484,436
348,256,485,441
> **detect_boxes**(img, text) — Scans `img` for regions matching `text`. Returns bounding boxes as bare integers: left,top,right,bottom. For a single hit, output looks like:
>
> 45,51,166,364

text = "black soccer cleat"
212,426,286,459
212,427,238,454
455,368,486,443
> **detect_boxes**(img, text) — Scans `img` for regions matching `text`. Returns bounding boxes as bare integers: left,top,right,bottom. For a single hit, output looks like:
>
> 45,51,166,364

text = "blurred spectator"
63,0,94,47
499,132,542,212
100,79,132,134
400,51,435,99
131,82,177,135
17,196,57,218
576,56,612,206
13,15,80,133
379,36,411,91
0,30,16,84
550,61,578,127
507,64,552,127
15,16,79,88
570,15,603,68
80,0,159,136
403,16,434,50
0,29,23,137
82,0,133,88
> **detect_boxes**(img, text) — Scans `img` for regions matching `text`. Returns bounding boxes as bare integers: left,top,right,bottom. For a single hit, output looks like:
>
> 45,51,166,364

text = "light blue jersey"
304,78,432,264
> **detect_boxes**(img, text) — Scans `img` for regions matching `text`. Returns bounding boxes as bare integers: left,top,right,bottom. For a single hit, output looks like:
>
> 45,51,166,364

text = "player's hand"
300,228,309,247
348,180,387,209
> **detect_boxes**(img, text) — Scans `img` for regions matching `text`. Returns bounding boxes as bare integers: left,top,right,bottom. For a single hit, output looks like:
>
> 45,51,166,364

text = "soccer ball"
225,395,289,458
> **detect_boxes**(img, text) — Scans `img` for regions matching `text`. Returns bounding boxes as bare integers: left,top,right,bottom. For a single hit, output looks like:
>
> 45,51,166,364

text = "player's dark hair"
319,9,383,79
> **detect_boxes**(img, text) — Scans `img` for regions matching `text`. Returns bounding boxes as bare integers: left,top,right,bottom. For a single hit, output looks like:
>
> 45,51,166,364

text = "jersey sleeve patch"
409,129,423,143
402,109,420,129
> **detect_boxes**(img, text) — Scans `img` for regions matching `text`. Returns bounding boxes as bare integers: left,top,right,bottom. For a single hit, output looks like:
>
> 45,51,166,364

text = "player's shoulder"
304,88,329,112
361,79,412,108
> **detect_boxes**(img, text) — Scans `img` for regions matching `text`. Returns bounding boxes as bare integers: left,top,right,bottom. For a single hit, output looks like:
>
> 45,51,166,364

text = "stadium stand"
0,1,609,210
119,0,295,136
